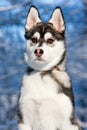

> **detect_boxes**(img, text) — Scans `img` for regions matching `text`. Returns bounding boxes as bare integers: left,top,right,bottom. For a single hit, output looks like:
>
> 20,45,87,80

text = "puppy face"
25,6,65,71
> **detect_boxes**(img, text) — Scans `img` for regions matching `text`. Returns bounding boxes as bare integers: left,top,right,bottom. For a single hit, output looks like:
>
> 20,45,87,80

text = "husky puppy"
17,6,81,130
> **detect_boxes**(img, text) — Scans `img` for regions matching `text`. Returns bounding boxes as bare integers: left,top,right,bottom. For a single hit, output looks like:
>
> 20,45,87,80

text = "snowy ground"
0,0,87,130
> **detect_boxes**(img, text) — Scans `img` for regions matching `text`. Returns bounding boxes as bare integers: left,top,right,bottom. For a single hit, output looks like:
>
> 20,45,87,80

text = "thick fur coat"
17,6,81,130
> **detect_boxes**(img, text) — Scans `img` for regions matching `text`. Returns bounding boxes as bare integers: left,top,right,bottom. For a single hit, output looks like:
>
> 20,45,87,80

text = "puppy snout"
34,49,44,57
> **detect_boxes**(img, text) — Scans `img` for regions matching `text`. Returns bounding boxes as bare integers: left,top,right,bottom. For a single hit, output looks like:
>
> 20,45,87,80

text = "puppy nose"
34,49,44,57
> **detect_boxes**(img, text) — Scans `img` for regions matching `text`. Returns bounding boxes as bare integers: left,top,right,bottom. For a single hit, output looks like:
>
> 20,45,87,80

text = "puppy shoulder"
53,70,71,88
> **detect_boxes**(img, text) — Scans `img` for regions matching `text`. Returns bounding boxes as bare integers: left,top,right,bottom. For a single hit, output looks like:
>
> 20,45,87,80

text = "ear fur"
25,6,41,31
49,7,65,32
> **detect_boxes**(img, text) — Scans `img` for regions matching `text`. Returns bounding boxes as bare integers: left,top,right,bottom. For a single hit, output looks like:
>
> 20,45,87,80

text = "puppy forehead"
33,32,40,39
33,32,53,40
44,32,53,40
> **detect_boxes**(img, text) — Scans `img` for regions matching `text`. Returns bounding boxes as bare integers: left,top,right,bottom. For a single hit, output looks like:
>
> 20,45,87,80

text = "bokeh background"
0,0,87,130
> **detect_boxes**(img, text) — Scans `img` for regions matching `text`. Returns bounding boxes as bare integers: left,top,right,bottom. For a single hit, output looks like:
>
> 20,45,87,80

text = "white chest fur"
19,71,79,130
20,71,59,102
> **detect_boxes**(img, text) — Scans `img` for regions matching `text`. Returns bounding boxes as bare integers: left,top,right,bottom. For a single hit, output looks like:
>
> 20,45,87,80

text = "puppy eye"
31,37,38,43
47,38,54,44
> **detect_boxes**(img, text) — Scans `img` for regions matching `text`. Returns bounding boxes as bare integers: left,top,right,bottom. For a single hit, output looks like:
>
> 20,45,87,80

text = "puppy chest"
21,72,60,100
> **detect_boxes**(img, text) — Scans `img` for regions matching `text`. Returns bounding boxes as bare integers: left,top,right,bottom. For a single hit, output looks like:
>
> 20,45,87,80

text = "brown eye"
31,37,38,43
47,38,54,44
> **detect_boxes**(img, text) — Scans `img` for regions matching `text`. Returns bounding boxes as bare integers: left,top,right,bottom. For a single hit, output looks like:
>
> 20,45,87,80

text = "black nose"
34,49,44,57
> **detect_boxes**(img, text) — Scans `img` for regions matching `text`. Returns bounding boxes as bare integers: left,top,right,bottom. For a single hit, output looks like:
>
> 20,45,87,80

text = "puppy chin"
26,59,57,71
28,62,47,71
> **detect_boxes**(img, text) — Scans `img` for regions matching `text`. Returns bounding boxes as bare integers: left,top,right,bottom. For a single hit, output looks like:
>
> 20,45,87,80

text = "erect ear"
49,7,65,32
25,6,41,31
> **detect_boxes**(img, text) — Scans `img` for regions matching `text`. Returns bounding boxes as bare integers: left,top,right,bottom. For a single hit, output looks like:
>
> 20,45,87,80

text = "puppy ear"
25,6,41,31
49,7,65,32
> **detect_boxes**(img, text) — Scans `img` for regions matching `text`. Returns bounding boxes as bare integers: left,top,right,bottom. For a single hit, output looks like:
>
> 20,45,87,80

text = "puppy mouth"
35,58,45,62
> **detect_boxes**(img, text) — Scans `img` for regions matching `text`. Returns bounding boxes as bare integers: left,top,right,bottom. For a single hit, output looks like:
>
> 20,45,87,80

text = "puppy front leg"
17,106,32,130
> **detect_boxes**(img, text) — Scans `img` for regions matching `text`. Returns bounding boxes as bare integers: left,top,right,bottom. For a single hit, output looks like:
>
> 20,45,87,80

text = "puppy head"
25,6,66,71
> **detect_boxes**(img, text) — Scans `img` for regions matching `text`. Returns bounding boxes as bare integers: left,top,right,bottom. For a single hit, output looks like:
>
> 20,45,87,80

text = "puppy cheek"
45,48,54,60
41,46,51,61
26,47,34,58
40,50,48,62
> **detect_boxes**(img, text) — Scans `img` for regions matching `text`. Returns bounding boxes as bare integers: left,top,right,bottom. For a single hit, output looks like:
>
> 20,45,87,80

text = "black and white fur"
17,6,81,130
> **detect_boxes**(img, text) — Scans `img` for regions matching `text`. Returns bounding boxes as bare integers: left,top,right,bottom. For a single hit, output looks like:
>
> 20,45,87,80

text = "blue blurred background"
0,0,87,130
